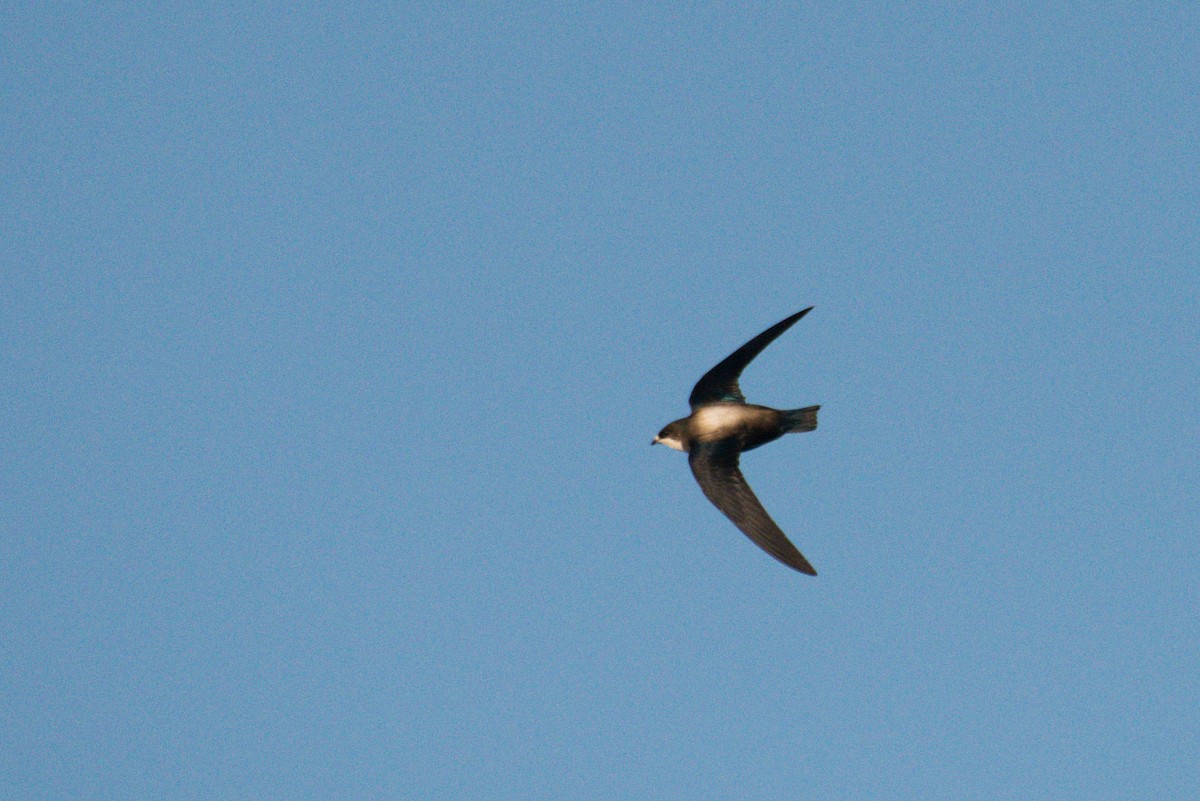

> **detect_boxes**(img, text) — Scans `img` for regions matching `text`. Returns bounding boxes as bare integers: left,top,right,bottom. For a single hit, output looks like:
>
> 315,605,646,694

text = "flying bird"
653,307,821,575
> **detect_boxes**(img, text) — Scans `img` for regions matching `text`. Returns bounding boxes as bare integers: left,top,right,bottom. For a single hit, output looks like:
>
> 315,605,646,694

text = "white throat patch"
655,434,687,452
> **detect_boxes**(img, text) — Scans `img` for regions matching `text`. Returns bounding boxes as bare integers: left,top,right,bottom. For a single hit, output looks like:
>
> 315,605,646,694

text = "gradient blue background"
4,4,1198,799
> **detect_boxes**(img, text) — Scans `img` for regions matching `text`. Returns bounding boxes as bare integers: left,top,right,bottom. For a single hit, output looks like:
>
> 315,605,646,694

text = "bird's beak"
651,436,659,446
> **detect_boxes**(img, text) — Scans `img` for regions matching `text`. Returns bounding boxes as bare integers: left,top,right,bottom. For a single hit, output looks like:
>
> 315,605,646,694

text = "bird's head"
652,420,688,452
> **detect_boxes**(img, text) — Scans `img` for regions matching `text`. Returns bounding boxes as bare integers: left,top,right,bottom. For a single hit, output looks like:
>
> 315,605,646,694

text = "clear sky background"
4,4,1198,799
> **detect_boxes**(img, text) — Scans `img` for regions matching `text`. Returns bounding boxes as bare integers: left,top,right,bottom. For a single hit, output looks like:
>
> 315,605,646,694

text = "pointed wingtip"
790,557,818,576
781,306,814,328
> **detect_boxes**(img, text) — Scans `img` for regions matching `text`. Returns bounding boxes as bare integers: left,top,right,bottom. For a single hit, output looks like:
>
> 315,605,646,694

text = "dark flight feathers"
688,306,813,408
688,442,818,576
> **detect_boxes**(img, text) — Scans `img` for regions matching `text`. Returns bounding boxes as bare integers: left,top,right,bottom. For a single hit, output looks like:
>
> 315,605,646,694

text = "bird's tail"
784,405,819,433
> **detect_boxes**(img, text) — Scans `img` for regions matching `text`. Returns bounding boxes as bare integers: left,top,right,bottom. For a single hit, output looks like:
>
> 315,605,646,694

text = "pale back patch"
692,404,756,439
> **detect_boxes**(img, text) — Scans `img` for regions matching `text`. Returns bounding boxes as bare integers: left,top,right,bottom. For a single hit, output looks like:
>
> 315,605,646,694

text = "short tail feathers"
784,405,819,433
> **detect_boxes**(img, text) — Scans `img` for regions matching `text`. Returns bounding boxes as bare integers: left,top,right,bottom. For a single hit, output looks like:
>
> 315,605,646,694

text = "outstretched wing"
687,442,817,576
688,307,813,408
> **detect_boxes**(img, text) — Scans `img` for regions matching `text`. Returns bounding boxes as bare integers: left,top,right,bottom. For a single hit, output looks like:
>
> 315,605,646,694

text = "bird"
653,307,821,575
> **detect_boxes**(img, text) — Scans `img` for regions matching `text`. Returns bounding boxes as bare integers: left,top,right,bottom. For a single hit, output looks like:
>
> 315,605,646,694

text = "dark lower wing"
688,443,817,576
688,307,813,408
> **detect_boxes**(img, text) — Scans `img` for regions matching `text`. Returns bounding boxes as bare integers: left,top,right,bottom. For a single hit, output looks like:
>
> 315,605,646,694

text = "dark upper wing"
688,307,813,408
688,442,817,576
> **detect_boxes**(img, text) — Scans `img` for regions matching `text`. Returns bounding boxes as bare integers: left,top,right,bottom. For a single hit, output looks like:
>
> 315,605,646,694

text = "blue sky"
4,3,1198,799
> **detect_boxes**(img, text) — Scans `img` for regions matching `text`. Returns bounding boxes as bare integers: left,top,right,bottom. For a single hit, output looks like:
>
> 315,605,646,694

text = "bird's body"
656,403,802,452
653,307,821,576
